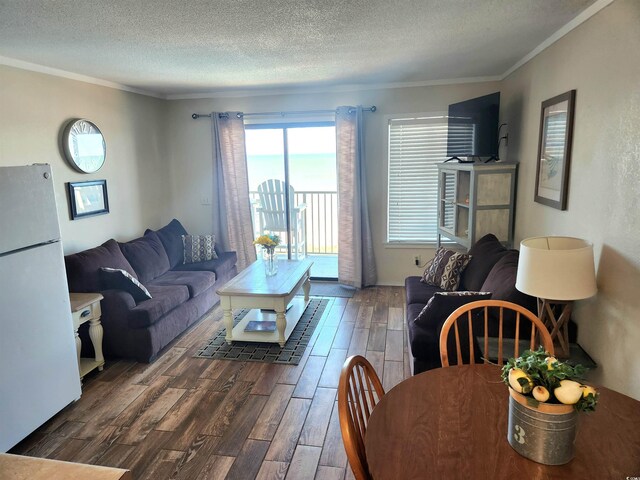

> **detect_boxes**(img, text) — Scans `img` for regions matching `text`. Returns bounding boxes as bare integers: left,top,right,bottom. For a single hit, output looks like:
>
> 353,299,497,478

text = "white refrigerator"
0,164,82,452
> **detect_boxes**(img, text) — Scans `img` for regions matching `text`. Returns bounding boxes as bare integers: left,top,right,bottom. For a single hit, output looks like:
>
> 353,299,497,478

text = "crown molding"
0,55,165,99
501,0,616,79
165,76,502,100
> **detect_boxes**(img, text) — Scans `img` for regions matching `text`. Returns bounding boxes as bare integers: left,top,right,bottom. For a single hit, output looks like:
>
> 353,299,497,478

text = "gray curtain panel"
336,106,377,288
211,112,257,271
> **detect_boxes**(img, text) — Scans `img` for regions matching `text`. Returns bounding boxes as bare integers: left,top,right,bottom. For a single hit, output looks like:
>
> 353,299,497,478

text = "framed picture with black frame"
67,180,109,220
534,90,576,210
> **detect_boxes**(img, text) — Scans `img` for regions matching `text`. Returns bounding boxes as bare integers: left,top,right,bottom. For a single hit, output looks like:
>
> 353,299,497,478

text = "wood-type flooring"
10,287,410,479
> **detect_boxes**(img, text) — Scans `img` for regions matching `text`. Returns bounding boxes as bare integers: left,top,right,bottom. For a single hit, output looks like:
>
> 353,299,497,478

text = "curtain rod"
191,106,376,120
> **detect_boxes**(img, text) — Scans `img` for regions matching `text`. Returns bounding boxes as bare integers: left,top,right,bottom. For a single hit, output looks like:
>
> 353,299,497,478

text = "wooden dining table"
365,364,640,479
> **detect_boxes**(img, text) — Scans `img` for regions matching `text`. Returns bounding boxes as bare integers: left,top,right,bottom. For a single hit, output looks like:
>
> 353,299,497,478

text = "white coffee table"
217,258,313,347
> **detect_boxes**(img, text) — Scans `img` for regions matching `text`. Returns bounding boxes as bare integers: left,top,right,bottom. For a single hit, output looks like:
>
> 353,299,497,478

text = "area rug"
195,298,329,365
296,281,355,298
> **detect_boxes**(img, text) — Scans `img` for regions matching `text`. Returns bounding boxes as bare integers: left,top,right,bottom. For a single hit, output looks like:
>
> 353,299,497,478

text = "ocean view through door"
246,124,338,279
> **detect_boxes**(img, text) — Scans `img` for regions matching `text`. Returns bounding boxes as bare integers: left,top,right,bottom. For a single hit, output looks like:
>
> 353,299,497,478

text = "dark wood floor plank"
251,362,288,395
293,355,326,398
341,301,360,323
192,454,235,480
249,383,295,441
70,425,127,465
318,348,348,389
93,443,136,469
285,445,322,480
367,323,387,352
169,358,212,389
315,465,346,480
22,421,84,458
264,398,312,462
165,391,226,452
215,394,269,456
310,324,338,357
73,383,148,439
170,435,225,480
355,305,373,329
201,380,254,437
111,375,173,427
138,449,185,480
318,401,348,469
49,438,88,462
322,301,347,328
371,302,389,325
199,360,247,392
155,387,210,432
347,328,369,357
331,321,355,350
384,329,404,361
278,346,311,385
129,346,186,385
256,460,289,480
117,387,186,445
388,306,404,331
298,387,336,447
365,351,385,382
119,429,173,479
382,360,405,392
225,439,270,480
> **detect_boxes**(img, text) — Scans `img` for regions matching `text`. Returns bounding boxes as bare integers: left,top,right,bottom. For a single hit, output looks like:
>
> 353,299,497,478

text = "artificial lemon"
582,385,597,398
532,386,550,402
545,356,557,370
554,380,583,405
508,368,533,394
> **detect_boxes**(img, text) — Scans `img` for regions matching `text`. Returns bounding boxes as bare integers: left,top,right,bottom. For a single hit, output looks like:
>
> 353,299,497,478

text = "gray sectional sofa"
64,219,237,362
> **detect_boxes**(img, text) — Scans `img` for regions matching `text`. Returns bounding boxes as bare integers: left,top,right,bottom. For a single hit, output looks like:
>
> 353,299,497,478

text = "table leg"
303,274,311,304
276,308,287,347
88,318,105,371
222,297,233,345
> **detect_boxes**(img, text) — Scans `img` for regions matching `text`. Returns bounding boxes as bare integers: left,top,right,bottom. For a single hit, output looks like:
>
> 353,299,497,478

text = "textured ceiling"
0,0,597,97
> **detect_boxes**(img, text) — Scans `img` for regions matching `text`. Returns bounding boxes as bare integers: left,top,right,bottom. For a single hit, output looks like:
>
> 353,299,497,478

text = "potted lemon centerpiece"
501,347,598,465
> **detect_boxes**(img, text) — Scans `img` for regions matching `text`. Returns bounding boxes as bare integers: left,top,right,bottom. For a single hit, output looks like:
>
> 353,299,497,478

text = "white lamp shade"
516,236,597,301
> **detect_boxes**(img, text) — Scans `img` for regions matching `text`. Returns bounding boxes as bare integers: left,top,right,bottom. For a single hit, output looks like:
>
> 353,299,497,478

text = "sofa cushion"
127,284,190,329
407,303,439,362
146,219,188,269
405,276,443,305
119,231,171,284
415,291,492,326
460,234,510,291
149,270,216,298
182,234,218,264
172,250,237,278
65,239,137,293
100,267,152,303
481,251,536,311
421,247,471,291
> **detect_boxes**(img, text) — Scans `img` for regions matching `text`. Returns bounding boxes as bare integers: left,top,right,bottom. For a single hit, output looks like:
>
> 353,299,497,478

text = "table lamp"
515,236,597,357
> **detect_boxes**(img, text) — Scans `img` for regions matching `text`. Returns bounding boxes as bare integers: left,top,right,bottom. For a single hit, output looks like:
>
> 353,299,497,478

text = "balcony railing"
250,190,338,255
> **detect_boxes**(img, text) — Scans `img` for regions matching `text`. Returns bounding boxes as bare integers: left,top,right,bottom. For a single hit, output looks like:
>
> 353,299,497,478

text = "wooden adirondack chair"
256,179,307,260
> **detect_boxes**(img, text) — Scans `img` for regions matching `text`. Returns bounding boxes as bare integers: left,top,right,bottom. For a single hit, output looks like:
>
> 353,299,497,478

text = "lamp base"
537,299,573,358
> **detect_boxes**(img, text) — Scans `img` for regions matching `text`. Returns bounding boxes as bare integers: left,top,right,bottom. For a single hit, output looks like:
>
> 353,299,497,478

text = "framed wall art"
534,90,576,210
67,180,109,220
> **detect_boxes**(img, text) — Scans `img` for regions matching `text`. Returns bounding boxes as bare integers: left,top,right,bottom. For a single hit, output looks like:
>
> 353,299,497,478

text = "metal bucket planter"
507,388,578,465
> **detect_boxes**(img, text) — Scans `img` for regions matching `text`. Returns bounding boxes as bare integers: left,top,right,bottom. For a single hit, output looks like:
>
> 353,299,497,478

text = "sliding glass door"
245,123,337,279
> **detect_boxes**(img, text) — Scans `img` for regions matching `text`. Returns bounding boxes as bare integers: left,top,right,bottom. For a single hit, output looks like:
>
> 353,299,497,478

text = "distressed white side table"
69,292,105,380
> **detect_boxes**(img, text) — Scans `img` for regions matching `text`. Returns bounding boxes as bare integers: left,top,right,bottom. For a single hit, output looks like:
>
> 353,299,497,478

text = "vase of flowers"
501,347,598,465
254,234,280,276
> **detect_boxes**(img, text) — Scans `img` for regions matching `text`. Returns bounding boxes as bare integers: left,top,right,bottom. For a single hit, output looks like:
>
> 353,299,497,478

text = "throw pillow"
183,234,218,264
421,247,472,291
99,267,152,303
459,234,509,291
414,291,492,327
146,219,189,269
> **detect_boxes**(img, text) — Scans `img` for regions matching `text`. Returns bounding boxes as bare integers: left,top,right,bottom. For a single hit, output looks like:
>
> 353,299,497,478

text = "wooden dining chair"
439,299,554,367
338,355,385,480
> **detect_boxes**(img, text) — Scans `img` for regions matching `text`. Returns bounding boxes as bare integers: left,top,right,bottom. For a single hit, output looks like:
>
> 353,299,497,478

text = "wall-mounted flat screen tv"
447,92,500,159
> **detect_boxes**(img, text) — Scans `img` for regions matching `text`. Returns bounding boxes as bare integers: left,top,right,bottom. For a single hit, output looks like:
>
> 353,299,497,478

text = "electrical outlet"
414,255,420,266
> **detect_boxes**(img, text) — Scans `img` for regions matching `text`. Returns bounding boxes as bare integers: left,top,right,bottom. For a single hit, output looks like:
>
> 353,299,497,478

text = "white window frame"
386,112,449,246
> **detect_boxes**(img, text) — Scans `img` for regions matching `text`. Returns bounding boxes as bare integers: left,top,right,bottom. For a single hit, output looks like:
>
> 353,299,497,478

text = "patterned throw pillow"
99,267,152,303
182,234,218,264
421,247,472,291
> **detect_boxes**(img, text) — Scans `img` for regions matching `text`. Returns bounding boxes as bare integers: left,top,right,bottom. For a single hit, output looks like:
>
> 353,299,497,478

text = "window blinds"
387,116,473,243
